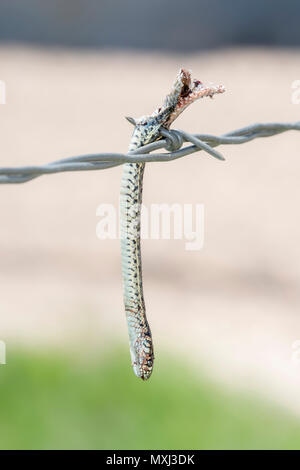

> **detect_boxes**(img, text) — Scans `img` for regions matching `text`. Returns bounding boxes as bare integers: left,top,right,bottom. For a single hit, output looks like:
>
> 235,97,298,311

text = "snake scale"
120,69,224,380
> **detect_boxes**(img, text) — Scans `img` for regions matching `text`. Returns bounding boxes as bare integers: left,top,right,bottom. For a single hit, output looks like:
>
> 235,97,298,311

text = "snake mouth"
179,68,193,98
178,68,204,99
126,69,224,135
164,68,225,128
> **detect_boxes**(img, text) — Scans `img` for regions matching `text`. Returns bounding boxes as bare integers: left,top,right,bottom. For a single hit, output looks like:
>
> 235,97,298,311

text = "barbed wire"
0,121,299,184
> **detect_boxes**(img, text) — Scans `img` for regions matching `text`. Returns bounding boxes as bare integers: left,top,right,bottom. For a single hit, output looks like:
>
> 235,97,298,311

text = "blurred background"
1,0,300,450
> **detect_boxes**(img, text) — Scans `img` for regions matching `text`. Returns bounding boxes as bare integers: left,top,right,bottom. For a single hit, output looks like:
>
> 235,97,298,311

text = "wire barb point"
125,116,136,126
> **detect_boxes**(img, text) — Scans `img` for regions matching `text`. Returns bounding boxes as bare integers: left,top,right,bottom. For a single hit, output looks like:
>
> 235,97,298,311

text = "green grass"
0,347,300,449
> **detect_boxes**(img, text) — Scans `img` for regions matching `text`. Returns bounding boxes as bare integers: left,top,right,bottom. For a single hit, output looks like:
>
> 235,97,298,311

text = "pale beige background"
1,46,300,412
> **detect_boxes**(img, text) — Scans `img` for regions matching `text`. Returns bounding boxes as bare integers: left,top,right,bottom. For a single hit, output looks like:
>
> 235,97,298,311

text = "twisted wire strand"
0,121,299,184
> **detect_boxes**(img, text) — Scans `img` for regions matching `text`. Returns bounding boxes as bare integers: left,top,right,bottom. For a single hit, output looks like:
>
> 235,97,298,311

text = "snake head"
128,327,154,381
127,69,225,146
161,68,225,128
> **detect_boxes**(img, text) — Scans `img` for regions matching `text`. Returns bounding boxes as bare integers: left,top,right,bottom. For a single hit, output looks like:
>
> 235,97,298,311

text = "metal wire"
0,121,299,184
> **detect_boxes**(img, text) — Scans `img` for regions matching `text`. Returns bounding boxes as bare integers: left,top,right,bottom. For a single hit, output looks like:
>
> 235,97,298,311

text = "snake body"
120,69,225,380
120,160,151,379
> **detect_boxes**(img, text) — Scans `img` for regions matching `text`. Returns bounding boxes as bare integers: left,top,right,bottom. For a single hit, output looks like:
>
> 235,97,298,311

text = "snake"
120,69,225,380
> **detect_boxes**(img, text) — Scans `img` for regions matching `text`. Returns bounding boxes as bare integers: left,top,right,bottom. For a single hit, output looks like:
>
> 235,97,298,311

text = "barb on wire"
0,121,299,184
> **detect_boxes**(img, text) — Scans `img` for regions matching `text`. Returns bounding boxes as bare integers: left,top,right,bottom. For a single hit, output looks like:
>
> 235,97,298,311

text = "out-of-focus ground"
1,46,300,413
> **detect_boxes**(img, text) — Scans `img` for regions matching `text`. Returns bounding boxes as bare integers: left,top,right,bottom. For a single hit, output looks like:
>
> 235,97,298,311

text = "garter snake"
120,69,224,380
